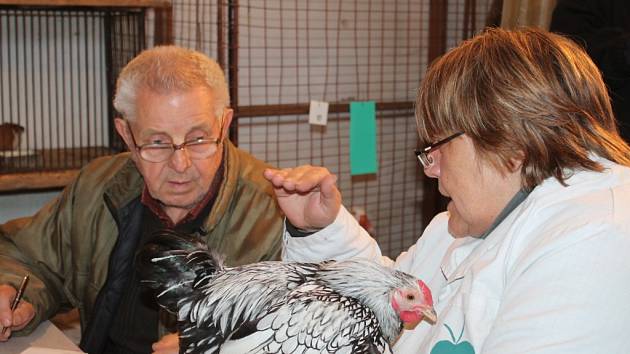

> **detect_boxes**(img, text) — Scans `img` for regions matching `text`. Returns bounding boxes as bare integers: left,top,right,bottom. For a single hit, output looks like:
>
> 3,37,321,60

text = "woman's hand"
264,165,341,230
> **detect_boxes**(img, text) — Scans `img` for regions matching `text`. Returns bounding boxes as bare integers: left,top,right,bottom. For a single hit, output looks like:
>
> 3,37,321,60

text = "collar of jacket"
101,140,241,235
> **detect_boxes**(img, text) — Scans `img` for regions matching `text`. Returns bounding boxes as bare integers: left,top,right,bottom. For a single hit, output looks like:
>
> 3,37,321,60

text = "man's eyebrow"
188,123,215,131
140,123,215,137
136,129,169,140
141,128,166,135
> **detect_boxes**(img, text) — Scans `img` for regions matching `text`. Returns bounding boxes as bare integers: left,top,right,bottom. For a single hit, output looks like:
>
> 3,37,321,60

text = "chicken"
136,229,436,354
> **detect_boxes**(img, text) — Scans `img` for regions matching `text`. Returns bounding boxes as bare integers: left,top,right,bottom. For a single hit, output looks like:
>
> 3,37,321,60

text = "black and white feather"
136,229,436,354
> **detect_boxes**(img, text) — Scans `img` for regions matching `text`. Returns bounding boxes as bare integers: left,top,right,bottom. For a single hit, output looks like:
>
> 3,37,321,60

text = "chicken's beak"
401,306,438,330
420,307,437,324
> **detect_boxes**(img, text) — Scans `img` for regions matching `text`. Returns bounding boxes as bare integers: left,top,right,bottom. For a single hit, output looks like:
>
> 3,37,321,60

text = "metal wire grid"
163,0,494,257
107,12,150,151
237,109,422,257
0,1,493,256
237,1,430,106
233,0,429,257
446,0,495,49
167,0,219,54
0,7,146,173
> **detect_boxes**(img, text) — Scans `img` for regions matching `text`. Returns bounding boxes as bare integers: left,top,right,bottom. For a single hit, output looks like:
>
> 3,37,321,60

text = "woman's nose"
423,151,440,178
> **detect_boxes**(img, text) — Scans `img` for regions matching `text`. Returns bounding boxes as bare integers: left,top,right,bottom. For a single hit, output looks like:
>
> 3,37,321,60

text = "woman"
265,28,630,353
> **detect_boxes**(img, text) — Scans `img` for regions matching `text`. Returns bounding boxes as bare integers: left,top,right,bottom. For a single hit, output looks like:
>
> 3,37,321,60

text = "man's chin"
169,200,198,209
160,194,202,211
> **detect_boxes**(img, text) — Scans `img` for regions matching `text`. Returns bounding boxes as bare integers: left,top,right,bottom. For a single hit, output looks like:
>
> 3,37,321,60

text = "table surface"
0,321,84,354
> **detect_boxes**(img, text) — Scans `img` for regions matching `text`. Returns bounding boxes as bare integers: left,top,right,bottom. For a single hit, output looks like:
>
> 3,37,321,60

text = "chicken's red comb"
418,280,433,306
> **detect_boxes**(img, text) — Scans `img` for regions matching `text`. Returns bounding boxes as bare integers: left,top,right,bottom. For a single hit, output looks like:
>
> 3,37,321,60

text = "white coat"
283,157,630,354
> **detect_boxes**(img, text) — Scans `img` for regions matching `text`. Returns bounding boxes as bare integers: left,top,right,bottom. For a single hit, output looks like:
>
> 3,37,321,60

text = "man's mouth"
169,180,190,186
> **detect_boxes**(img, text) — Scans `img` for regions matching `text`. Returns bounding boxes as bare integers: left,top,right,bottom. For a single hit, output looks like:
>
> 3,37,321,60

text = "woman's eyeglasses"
415,131,464,168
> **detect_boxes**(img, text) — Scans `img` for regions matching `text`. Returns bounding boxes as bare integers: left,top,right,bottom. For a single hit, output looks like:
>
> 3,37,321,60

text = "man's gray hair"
113,46,229,122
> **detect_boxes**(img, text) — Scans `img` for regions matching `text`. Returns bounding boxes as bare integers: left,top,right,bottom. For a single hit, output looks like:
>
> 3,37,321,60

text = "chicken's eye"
407,294,415,300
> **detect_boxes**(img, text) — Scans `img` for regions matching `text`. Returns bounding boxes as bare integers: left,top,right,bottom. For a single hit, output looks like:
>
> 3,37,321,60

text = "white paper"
21,348,83,354
308,100,329,126
0,321,84,354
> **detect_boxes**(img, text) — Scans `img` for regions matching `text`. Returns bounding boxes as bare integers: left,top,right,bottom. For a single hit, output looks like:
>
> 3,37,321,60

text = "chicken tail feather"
135,228,224,313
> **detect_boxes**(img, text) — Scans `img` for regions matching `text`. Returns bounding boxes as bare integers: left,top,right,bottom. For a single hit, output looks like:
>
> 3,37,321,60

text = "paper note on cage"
349,101,378,175
308,100,329,126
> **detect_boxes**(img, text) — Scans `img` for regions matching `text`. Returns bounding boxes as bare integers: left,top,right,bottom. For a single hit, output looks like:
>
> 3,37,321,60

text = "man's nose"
169,148,192,172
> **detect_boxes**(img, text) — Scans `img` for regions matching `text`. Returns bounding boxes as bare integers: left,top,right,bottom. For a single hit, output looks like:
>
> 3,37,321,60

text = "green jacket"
0,140,284,350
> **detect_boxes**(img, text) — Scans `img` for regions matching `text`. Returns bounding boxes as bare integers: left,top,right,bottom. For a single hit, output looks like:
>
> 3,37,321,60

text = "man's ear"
114,117,133,151
220,108,234,140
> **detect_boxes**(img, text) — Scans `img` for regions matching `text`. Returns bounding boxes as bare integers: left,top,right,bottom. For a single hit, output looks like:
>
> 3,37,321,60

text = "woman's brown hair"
416,27,630,189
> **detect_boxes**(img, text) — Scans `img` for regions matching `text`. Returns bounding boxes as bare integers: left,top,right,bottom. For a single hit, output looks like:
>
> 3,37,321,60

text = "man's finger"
11,300,35,331
0,285,17,330
0,310,12,331
0,328,10,341
0,285,17,308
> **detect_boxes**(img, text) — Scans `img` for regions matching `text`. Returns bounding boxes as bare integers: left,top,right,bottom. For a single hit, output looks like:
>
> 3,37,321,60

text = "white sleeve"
282,206,392,265
282,207,454,277
482,224,630,354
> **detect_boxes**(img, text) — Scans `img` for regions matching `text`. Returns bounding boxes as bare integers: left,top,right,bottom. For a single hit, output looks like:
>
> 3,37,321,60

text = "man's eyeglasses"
126,122,223,163
415,131,464,168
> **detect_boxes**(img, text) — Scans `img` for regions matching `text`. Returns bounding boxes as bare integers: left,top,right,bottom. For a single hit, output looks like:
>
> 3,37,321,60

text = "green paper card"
350,101,378,175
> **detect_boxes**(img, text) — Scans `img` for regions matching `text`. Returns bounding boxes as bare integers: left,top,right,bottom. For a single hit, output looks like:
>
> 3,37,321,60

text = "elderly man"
0,46,289,354
266,28,630,354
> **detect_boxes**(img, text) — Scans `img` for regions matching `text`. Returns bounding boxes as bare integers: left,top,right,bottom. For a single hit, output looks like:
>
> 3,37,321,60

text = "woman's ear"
507,150,525,172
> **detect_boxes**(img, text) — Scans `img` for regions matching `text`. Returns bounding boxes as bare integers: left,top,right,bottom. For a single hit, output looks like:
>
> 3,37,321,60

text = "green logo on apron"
430,322,475,354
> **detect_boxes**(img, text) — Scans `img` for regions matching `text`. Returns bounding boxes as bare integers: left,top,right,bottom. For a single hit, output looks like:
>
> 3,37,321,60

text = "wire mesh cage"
161,0,495,257
1,0,495,257
0,4,154,174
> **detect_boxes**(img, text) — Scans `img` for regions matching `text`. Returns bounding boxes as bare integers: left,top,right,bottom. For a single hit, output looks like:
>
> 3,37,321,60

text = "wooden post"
153,3,173,45
227,0,238,144
423,0,449,228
